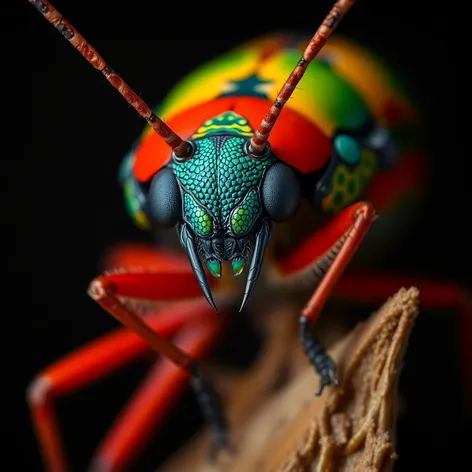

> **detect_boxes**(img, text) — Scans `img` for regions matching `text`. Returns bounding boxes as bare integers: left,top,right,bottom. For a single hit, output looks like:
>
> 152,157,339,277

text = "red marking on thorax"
133,96,331,182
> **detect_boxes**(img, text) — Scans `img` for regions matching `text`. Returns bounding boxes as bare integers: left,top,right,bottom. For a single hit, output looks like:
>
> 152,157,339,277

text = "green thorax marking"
173,123,274,237
192,111,253,139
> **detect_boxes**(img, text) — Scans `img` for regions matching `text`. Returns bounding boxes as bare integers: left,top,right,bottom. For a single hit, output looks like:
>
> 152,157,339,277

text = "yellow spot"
232,219,236,225
191,122,253,138
196,211,201,217
322,149,379,214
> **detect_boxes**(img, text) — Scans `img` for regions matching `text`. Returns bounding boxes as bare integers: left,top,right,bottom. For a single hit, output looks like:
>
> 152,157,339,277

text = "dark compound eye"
146,167,181,227
262,162,301,222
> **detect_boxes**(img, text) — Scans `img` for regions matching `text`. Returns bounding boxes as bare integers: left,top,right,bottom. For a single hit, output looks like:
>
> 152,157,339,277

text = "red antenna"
28,0,189,157
249,0,357,156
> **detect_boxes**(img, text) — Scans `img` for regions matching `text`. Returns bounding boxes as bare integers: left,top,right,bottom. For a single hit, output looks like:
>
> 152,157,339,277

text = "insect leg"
88,306,222,472
272,201,376,395
26,299,206,472
88,271,229,460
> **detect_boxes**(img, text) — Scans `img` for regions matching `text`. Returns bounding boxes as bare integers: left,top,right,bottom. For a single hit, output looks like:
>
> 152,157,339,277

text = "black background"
10,0,471,471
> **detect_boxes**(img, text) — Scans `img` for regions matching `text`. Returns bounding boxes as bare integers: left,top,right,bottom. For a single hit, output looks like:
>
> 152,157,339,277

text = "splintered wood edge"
271,286,420,472
158,287,420,472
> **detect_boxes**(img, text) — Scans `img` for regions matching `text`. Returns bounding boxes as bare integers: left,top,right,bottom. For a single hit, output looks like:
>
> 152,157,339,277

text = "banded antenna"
249,0,357,156
28,0,190,158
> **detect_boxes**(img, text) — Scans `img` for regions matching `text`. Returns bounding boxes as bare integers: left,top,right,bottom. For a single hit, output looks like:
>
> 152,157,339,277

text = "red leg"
89,312,221,472
275,201,375,323
88,269,230,459
87,272,211,370
301,202,375,322
86,234,224,369
272,201,376,394
27,299,213,472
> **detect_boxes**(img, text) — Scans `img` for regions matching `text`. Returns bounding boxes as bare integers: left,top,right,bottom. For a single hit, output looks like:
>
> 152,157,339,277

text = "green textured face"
173,134,273,239
154,111,301,311
168,112,283,306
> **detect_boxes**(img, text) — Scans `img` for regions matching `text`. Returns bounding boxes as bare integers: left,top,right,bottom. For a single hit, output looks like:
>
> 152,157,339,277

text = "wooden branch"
158,287,420,472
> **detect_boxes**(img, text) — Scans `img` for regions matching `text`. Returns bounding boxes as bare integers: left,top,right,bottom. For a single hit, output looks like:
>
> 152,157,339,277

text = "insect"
26,1,471,471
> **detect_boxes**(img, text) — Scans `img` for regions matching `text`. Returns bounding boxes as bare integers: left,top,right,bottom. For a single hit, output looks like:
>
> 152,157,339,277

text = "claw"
315,381,327,397
330,370,340,386
314,359,339,396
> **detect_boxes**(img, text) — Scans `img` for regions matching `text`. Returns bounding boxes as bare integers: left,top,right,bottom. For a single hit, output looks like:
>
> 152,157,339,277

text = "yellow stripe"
192,122,253,138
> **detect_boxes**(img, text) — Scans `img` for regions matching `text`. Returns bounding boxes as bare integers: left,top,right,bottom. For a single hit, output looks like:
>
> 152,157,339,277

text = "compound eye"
262,162,301,222
146,168,181,227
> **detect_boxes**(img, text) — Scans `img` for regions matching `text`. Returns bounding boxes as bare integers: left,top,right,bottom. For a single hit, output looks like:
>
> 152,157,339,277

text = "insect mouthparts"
232,258,245,276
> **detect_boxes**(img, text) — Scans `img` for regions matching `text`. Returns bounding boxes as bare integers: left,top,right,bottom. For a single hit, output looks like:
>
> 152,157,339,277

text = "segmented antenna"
249,0,357,155
28,0,189,157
